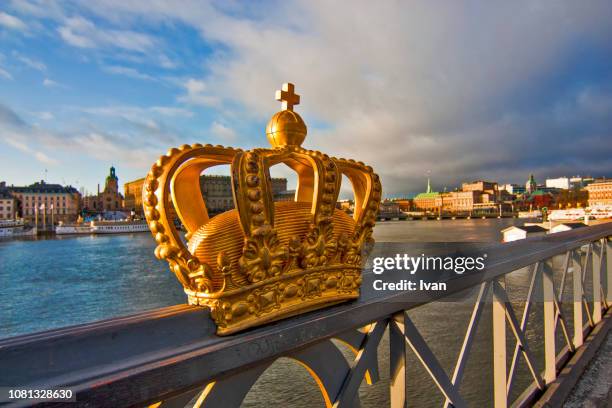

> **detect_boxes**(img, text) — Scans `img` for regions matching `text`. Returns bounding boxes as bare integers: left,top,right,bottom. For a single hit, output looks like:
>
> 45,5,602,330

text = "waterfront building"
526,190,554,209
579,177,595,187
415,179,507,213
525,174,537,194
568,176,595,189
498,189,515,202
553,188,589,208
200,175,290,213
413,179,441,211
83,167,124,212
336,199,354,213
461,180,498,195
379,200,402,219
200,175,236,212
501,183,526,195
441,191,479,212
9,181,81,222
461,180,501,204
546,177,570,190
391,198,413,212
123,175,291,215
585,180,612,206
0,189,16,220
124,177,145,215
274,189,296,202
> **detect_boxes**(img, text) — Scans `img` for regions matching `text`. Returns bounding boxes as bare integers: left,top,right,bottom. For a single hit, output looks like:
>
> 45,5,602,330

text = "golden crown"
143,83,381,335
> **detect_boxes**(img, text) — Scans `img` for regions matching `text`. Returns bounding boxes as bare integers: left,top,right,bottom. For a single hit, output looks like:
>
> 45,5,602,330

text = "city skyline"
1,1,612,196
3,165,610,200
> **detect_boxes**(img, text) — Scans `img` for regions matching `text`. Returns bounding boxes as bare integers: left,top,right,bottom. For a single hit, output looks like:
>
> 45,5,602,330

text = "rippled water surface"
2,218,575,407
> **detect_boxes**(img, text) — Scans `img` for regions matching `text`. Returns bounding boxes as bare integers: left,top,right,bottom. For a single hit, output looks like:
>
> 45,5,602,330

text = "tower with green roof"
104,166,119,194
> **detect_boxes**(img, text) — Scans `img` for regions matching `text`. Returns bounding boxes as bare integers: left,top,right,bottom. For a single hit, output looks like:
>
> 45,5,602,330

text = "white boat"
548,208,585,221
548,206,612,221
588,206,612,219
55,221,94,235
91,220,149,234
0,220,35,237
518,210,541,219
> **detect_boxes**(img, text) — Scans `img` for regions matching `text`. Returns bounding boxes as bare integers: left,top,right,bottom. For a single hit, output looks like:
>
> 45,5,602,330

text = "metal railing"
1,223,611,407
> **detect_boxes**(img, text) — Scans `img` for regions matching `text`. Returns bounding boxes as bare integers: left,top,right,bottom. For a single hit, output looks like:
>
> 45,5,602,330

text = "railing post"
542,260,556,384
593,242,602,324
390,312,407,408
572,249,584,348
492,278,507,408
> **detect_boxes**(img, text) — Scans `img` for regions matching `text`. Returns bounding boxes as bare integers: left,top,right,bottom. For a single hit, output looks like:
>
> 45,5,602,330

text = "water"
0,234,184,338
1,218,572,407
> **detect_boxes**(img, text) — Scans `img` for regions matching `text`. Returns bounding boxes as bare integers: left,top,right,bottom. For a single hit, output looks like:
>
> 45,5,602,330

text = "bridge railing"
1,223,611,408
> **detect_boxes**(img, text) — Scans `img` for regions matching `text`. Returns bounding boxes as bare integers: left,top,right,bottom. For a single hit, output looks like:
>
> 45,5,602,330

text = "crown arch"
231,147,342,238
335,159,381,235
171,155,235,237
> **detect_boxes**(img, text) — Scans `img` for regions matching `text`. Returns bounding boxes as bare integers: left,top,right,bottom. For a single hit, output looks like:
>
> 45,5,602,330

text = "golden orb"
266,110,307,147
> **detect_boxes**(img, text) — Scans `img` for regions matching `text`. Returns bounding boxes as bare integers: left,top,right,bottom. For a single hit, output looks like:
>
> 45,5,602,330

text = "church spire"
426,177,432,193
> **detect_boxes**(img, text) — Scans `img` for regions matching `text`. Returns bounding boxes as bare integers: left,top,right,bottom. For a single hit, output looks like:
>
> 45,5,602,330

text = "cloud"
0,103,24,126
0,53,12,80
79,104,192,120
0,67,12,80
178,78,221,107
57,16,155,52
0,107,59,166
37,111,54,120
69,131,156,168
102,65,154,81
75,104,192,145
158,54,178,69
7,0,65,20
210,121,237,141
42,78,60,87
74,0,612,195
33,151,58,165
0,102,168,173
0,11,27,31
13,52,46,71
149,106,193,117
4,1,612,195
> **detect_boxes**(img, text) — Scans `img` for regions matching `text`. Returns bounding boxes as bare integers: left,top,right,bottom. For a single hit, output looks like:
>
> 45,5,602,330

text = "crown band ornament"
143,83,381,335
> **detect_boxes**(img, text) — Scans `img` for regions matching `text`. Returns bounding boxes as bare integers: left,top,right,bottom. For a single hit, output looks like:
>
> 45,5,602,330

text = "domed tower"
525,173,536,194
105,166,119,194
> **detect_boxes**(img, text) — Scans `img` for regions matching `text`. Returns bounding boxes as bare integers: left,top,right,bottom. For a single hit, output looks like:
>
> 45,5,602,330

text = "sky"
0,0,611,198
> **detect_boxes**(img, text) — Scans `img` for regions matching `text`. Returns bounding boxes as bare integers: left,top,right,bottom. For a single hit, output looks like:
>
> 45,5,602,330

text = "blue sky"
0,1,611,197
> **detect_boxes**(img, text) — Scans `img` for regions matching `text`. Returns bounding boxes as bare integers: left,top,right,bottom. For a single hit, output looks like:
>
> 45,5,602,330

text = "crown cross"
275,82,300,111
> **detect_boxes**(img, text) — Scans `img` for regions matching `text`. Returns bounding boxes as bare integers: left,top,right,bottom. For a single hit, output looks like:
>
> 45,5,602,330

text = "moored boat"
548,208,585,221
55,221,94,235
90,220,149,234
518,210,541,219
0,220,35,237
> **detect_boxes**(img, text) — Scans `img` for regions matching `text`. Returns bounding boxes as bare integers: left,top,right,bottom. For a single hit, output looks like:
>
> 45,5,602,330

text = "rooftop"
414,192,440,199
555,222,588,230
501,225,548,233
9,181,79,194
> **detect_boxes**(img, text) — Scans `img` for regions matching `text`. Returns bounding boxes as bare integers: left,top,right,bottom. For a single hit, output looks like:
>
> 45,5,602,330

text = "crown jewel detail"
144,83,381,335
